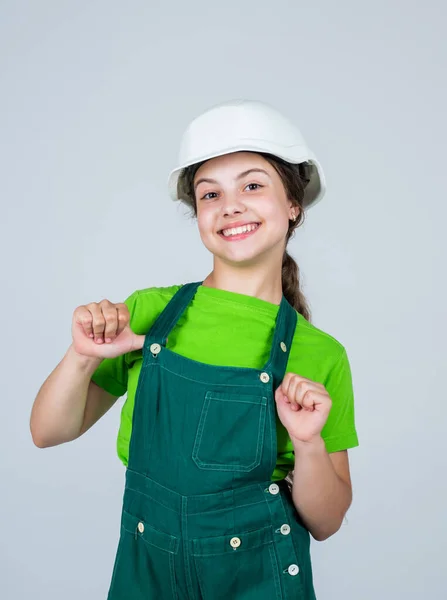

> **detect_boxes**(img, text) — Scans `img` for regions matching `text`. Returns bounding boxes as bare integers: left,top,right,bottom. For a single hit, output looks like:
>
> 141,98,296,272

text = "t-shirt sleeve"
320,346,359,453
274,345,359,478
90,290,139,398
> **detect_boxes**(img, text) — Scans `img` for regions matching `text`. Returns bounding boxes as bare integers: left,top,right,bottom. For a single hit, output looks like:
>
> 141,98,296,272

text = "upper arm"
321,347,359,454
77,380,119,437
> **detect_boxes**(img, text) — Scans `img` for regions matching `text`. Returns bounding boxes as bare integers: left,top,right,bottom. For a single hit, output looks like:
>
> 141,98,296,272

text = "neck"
202,254,284,305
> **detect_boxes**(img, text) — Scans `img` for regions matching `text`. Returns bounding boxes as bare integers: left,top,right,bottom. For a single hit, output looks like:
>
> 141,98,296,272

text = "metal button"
268,483,279,495
137,522,145,533
150,343,161,355
280,524,291,535
280,341,287,352
288,564,299,576
260,372,270,383
230,537,241,548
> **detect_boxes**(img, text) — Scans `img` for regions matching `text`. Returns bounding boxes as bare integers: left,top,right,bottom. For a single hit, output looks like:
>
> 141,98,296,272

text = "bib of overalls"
106,282,317,599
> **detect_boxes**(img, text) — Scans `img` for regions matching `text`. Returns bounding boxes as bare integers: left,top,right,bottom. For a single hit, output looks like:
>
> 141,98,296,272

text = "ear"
289,208,298,221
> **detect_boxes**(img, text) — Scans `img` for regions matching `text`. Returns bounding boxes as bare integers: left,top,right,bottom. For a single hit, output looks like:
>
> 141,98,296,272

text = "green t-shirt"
91,284,359,481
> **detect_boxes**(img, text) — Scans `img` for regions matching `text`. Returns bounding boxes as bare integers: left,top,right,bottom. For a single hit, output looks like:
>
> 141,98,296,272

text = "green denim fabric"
107,282,316,599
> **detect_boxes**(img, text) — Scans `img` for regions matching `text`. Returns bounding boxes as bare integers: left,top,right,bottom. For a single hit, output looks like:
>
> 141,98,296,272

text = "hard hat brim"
167,142,326,210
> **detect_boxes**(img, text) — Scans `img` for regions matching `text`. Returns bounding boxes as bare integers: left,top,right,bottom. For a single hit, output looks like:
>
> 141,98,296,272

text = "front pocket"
191,526,283,600
192,391,268,472
107,510,179,600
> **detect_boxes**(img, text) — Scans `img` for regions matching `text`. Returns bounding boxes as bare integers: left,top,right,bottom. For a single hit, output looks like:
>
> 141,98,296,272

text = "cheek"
197,208,216,238
260,202,289,231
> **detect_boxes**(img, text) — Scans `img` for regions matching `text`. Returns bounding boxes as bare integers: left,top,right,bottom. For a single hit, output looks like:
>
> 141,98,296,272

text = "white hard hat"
167,99,326,210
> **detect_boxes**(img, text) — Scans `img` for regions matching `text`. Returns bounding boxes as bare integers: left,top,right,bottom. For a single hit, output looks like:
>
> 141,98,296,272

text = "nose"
221,192,246,217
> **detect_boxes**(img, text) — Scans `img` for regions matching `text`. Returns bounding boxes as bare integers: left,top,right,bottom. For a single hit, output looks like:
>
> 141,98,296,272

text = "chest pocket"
192,391,268,472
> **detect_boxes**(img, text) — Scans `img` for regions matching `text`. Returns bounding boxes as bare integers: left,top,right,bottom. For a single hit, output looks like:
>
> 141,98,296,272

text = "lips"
218,222,261,236
217,222,261,241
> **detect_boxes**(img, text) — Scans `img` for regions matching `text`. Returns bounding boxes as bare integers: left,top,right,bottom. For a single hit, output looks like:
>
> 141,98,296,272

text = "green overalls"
107,282,317,599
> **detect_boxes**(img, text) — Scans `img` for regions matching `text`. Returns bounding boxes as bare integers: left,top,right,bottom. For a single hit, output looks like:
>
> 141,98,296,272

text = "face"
194,152,297,267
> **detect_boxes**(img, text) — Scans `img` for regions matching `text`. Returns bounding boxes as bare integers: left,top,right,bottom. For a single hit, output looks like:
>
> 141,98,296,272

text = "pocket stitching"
192,392,268,472
191,535,282,599
191,525,274,556
169,552,178,599
207,391,268,405
191,395,211,465
268,542,284,600
121,510,180,554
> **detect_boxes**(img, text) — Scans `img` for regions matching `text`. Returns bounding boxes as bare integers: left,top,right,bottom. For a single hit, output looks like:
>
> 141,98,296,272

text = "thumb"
275,386,287,404
131,333,146,351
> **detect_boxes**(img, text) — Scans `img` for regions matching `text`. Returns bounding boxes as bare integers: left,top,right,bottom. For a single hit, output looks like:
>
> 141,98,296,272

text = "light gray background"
1,1,445,598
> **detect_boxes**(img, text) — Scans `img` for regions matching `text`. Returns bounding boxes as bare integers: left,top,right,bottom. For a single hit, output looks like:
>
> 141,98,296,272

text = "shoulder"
288,312,350,383
294,313,346,354
123,284,184,334
128,284,183,303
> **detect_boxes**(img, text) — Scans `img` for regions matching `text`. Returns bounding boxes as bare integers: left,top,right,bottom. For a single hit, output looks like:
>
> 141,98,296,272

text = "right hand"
72,299,146,359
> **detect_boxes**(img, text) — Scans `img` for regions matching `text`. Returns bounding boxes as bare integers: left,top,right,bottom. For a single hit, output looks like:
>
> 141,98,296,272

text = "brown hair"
180,151,313,323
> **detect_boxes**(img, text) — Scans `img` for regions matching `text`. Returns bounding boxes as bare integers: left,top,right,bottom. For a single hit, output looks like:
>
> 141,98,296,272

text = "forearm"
30,344,102,447
291,435,352,541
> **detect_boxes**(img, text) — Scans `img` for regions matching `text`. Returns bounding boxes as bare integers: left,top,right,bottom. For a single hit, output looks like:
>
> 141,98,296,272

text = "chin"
204,233,281,266
215,247,269,267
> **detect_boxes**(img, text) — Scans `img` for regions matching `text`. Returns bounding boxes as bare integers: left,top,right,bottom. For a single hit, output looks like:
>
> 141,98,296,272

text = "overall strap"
144,281,202,348
263,295,298,387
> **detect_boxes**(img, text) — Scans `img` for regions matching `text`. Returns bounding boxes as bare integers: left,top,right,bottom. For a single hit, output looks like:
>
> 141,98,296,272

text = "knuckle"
85,301,99,309
99,298,113,306
102,308,117,320
304,389,313,401
74,308,88,322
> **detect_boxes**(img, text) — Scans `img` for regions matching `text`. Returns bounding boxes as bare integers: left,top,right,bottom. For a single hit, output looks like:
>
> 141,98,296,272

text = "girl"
30,99,359,599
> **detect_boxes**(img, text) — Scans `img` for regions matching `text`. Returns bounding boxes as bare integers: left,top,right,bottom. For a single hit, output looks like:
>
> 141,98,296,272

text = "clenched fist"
71,299,145,359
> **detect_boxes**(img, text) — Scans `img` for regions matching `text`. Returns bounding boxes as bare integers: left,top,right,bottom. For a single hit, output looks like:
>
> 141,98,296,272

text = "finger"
280,372,294,402
311,389,332,411
281,374,300,410
281,375,300,411
297,377,325,405
281,374,317,411
100,300,119,343
275,386,288,404
288,377,303,411
275,388,299,416
301,388,316,411
302,387,329,412
115,303,130,337
85,302,106,343
300,382,323,411
281,373,310,395
75,306,95,339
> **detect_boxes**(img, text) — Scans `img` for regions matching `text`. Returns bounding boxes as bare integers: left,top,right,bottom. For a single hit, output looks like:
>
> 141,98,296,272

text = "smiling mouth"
218,223,261,238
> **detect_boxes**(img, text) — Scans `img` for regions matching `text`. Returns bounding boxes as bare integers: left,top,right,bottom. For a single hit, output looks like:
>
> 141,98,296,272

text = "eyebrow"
194,168,271,190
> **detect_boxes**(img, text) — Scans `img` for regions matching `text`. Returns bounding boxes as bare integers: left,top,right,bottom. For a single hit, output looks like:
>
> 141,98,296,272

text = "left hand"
274,373,332,444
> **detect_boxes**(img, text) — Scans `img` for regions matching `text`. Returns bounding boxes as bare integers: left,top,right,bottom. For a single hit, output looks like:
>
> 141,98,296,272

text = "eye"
200,191,219,200
245,183,263,191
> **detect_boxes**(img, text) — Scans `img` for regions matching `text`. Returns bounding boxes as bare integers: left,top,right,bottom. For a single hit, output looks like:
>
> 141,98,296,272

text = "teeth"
221,223,259,237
